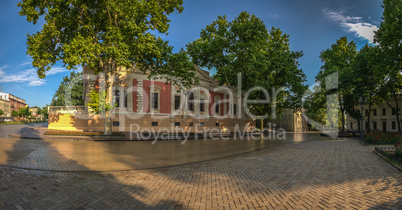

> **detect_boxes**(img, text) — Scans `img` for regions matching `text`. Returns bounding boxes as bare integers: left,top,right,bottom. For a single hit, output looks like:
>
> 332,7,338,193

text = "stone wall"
48,113,256,133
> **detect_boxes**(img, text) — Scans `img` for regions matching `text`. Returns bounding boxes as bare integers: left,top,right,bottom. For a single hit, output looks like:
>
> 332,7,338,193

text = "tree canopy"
316,36,357,132
51,71,84,106
374,0,402,131
187,11,306,123
19,0,197,134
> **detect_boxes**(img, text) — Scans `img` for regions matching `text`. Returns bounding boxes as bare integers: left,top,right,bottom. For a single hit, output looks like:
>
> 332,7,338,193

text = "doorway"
382,121,387,132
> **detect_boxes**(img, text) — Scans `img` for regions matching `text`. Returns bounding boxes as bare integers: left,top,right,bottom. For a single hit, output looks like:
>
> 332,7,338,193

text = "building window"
174,95,181,110
113,90,120,107
200,122,205,126
233,104,237,115
350,122,353,129
373,121,377,130
382,108,386,116
148,85,161,111
188,92,194,111
215,99,220,114
373,108,377,116
392,108,396,115
174,122,180,127
151,92,158,109
392,121,396,129
366,122,369,129
113,90,128,108
365,109,368,116
188,92,194,112
124,90,127,108
200,99,205,112
152,122,158,126
215,122,220,126
188,122,193,126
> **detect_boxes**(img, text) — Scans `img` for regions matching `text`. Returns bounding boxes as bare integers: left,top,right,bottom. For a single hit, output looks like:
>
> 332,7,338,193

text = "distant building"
0,92,27,114
346,95,402,132
268,109,308,132
29,107,39,116
0,98,10,117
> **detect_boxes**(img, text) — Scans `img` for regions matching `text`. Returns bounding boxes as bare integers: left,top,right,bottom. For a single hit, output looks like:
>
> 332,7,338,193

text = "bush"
396,143,402,158
365,131,402,144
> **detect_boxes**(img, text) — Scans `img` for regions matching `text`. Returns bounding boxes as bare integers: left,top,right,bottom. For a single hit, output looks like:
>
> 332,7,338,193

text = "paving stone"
0,139,400,209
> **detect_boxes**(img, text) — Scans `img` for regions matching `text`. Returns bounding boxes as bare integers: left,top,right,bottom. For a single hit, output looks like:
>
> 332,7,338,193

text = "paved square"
0,139,401,209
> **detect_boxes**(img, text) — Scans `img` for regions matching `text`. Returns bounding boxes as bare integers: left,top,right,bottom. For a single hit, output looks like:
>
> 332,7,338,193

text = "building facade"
0,92,27,116
346,95,402,132
268,109,308,132
0,98,10,117
48,66,256,132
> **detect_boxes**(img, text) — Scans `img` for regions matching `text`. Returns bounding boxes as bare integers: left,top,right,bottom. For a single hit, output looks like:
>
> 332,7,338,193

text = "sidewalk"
9,127,243,141
9,127,129,141
0,138,400,209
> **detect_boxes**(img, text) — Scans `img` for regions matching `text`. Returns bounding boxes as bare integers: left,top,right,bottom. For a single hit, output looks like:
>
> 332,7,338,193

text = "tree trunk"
340,107,345,132
367,103,372,132
260,118,263,140
357,120,361,132
104,72,114,135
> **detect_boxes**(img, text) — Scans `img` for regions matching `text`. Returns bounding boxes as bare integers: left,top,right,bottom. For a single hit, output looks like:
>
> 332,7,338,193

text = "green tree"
374,0,402,132
18,0,197,134
42,105,48,119
303,85,327,130
187,12,306,128
316,36,357,132
19,107,31,119
0,109,4,116
11,110,18,117
51,71,84,106
346,44,382,131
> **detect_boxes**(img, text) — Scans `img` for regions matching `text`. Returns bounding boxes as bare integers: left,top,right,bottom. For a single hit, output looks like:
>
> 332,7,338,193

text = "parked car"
4,119,12,122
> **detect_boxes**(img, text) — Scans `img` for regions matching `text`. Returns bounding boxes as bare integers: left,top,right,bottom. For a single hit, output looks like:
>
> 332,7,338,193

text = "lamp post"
359,97,363,139
359,97,365,140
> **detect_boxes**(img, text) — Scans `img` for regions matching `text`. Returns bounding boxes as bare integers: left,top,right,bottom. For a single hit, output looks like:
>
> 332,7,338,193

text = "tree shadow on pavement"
103,136,402,209
0,137,184,209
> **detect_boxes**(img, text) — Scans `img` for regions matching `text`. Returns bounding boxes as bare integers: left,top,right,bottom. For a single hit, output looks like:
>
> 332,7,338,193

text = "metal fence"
375,146,402,166
48,106,88,114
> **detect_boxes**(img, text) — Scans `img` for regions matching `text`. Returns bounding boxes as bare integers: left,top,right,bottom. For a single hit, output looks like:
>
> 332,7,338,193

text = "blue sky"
0,0,383,108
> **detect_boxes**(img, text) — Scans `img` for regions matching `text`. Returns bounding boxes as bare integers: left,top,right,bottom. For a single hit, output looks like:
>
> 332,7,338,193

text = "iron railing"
48,106,88,114
375,146,402,166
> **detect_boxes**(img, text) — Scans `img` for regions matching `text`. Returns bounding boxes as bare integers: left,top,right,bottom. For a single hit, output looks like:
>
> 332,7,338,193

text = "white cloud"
19,61,32,66
0,66,71,86
0,65,8,77
46,67,69,76
322,8,379,44
28,80,46,86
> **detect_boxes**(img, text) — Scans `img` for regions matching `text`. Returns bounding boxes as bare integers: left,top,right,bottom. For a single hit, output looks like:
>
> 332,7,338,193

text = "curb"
373,151,402,172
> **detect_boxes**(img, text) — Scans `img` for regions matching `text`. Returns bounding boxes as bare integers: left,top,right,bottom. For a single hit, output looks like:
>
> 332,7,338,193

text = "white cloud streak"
19,61,32,66
0,66,70,86
322,8,379,44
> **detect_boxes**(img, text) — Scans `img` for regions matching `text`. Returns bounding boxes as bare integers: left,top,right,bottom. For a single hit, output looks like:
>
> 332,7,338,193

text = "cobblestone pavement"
0,139,401,209
0,133,313,171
